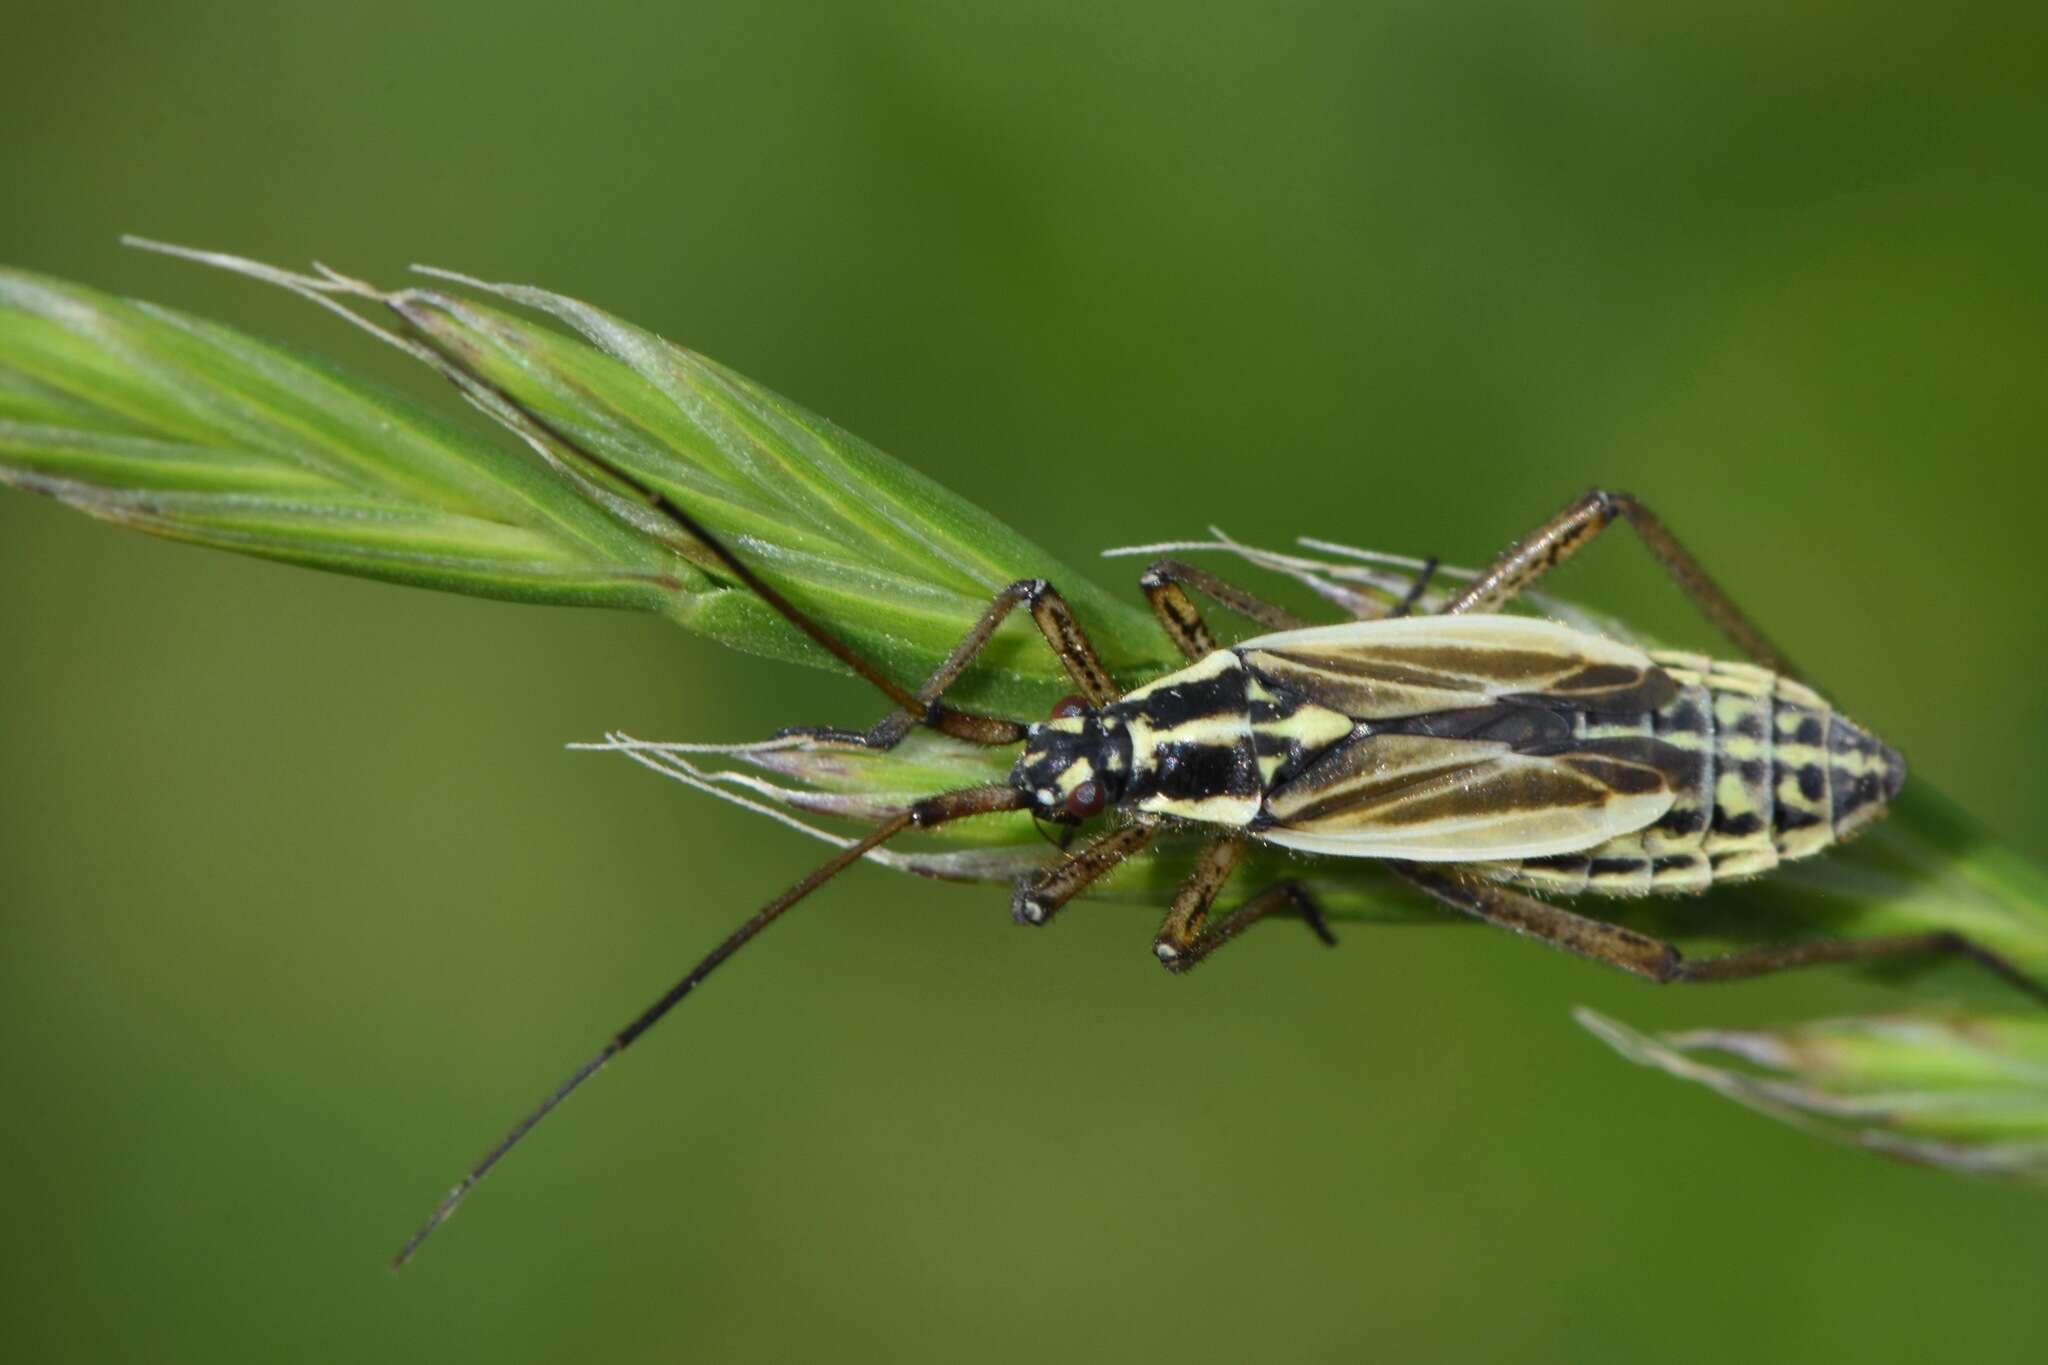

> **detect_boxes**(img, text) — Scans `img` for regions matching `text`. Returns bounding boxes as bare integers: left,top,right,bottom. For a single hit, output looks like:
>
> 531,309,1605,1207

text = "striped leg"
1139,559,1310,661
782,577,1120,751
1153,835,1337,973
1011,822,1160,926
1443,490,1794,676
1395,865,2048,1004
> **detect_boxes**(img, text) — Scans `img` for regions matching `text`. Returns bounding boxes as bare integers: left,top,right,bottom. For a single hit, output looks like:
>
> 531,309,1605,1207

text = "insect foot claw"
1010,882,1053,927
862,712,917,749
1153,940,1193,975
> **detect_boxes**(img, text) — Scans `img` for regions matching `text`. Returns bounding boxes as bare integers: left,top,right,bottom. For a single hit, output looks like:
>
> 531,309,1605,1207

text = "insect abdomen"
1488,652,1903,897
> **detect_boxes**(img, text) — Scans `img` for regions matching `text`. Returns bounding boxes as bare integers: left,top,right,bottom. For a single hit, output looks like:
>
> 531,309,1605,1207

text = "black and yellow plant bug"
395,486,2048,1265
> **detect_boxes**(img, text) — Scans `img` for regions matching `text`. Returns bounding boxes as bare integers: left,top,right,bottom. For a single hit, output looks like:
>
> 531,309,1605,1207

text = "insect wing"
1258,731,1674,860
1237,615,1678,860
1236,613,1678,721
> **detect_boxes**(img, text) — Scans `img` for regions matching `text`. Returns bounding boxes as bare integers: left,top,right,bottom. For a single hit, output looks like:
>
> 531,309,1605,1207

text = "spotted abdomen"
1487,652,1904,897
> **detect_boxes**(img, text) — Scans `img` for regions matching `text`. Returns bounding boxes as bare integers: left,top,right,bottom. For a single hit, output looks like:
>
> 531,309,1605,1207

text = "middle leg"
1153,834,1338,973
1011,821,1160,926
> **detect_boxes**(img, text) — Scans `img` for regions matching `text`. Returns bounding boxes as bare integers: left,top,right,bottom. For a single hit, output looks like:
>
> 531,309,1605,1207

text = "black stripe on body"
1372,703,1577,747
1109,656,1264,813
1827,711,1904,840
1110,664,1247,733
1247,680,1354,793
1485,650,1904,898
1647,672,1715,848
1126,738,1262,807
1515,852,1592,896
1694,662,1779,880
1506,662,1681,716
1770,691,1832,859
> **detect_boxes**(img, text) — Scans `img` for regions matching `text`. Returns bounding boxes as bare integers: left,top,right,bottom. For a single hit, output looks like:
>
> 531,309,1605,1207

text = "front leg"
1011,822,1160,926
783,577,1122,752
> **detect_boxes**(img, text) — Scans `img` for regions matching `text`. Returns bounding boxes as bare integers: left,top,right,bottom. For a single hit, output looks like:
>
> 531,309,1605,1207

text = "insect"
395,486,2047,1265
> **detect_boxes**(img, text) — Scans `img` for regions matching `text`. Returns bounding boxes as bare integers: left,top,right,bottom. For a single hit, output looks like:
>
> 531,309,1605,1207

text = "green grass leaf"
2,247,1169,709
0,267,683,610
1578,1008,2048,1179
5,244,2048,1183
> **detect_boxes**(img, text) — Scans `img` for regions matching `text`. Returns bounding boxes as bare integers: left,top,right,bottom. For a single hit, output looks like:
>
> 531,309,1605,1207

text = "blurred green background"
5,3,2047,1361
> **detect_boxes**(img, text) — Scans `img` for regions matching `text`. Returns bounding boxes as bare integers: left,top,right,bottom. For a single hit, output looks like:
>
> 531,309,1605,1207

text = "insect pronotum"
393,484,2048,1266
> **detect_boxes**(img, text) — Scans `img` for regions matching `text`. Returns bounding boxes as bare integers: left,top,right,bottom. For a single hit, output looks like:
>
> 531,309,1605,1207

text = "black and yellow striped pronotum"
397,487,2041,1266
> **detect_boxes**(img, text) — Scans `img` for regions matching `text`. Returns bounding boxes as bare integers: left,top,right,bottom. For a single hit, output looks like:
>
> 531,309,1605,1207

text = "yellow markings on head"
1034,757,1099,809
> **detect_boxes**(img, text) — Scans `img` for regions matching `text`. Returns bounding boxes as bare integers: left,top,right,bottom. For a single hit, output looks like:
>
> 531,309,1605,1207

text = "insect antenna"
1030,810,1083,855
393,782,1029,1269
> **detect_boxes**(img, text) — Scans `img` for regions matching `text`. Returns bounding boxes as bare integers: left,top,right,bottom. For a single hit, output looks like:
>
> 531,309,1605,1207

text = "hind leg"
1395,865,2048,1004
1443,489,1794,676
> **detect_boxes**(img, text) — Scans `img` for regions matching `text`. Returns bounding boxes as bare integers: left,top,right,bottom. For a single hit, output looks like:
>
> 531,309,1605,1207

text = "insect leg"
1010,821,1161,925
783,577,1123,751
1394,865,2048,1004
1152,837,1337,972
464,388,1120,748
1139,559,1309,661
1442,490,1793,675
1387,556,1440,619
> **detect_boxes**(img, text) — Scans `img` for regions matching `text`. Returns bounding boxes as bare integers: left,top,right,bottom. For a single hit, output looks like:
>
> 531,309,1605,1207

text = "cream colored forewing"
1237,614,1673,721
1258,731,1674,861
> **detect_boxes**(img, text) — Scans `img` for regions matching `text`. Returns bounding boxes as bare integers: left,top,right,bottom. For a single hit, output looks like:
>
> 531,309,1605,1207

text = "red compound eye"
1049,693,1089,720
1064,780,1105,820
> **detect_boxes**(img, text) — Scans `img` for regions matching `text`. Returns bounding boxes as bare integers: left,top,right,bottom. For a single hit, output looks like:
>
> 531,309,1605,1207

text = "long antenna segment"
394,784,1026,1268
